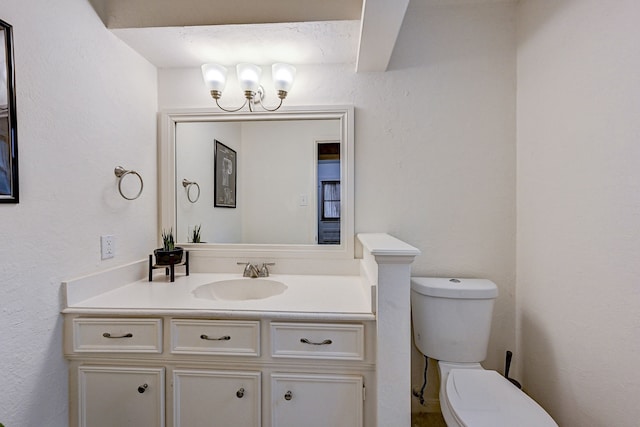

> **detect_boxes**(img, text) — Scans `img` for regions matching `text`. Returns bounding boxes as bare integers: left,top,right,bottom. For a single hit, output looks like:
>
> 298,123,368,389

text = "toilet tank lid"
410,277,498,299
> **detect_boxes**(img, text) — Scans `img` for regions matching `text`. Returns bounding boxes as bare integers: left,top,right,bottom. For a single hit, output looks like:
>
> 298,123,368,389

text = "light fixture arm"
210,90,249,113
215,97,248,113
256,95,284,112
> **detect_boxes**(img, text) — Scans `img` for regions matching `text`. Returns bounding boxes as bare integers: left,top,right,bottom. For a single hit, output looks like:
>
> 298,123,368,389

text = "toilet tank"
411,277,498,363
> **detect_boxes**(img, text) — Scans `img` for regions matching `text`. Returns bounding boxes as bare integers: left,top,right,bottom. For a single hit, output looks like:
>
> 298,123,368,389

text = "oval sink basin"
193,278,287,301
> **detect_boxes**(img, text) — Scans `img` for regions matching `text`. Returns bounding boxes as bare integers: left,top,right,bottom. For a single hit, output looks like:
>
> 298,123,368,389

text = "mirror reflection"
175,118,342,245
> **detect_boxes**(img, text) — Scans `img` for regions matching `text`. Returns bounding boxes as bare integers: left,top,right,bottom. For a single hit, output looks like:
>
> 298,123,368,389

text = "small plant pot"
153,247,184,266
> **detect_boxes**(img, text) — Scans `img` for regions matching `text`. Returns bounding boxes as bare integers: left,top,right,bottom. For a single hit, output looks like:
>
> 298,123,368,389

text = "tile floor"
412,412,447,427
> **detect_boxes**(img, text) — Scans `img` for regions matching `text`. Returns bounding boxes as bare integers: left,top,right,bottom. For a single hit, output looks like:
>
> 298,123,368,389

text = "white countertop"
63,272,375,321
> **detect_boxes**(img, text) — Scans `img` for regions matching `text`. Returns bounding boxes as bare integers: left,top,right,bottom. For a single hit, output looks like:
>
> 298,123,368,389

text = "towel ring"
114,166,144,200
182,179,201,203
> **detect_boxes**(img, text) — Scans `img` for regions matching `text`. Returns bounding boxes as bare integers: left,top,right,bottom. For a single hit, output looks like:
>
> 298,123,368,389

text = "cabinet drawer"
270,323,364,360
170,319,260,356
72,318,162,353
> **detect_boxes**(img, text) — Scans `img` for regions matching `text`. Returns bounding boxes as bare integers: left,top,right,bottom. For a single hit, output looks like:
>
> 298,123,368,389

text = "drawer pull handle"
138,384,148,393
236,388,245,398
284,391,293,401
300,338,332,346
102,332,133,339
200,334,231,341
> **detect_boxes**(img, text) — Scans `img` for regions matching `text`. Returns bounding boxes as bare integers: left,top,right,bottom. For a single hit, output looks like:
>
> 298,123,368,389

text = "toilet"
411,277,558,427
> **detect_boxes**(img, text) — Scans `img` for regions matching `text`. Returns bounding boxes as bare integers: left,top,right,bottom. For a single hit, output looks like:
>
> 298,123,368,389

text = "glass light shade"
236,63,262,92
201,63,228,92
272,63,296,93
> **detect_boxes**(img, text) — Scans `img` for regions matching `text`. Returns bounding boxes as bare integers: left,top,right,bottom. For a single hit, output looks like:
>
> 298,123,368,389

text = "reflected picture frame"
214,140,236,208
0,19,18,203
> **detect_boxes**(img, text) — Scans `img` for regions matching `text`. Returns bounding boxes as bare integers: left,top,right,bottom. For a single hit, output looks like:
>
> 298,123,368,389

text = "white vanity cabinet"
173,369,261,427
271,373,364,427
269,322,366,426
68,318,166,427
78,366,165,427
64,315,374,427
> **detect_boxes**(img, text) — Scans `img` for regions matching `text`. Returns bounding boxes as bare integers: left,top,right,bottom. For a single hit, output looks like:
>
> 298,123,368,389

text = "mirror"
0,19,18,203
159,107,354,258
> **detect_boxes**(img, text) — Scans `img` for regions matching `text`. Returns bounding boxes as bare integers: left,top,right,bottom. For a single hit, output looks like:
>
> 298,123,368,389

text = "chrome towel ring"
182,179,201,203
114,166,144,200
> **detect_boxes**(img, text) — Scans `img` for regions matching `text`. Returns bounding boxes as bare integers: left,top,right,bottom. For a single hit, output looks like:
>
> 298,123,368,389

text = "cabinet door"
173,369,261,427
78,366,165,427
271,373,363,427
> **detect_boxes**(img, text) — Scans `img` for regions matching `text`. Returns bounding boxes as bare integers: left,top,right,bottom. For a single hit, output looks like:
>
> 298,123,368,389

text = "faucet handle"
259,262,275,277
237,262,258,278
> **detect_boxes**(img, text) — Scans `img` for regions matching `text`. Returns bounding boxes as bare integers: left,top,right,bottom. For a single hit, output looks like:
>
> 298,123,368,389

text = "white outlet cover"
100,235,115,260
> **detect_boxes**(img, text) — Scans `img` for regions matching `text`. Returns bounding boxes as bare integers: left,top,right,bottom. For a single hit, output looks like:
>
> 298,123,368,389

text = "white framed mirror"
159,106,354,259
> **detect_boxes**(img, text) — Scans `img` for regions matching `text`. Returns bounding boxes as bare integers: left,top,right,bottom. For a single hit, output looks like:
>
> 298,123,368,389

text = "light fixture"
201,62,296,112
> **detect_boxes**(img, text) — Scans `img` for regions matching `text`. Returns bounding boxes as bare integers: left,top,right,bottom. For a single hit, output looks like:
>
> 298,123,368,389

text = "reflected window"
321,181,341,221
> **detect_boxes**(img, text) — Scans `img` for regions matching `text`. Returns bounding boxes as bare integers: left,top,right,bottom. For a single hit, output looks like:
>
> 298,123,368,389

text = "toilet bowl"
411,277,558,427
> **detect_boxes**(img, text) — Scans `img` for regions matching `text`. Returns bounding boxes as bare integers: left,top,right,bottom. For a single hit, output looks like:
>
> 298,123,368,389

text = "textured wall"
159,0,517,413
516,1,640,425
0,0,517,425
0,1,157,426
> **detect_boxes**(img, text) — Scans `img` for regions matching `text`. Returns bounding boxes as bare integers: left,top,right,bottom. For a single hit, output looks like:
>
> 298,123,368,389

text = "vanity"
63,271,376,427
62,234,419,427
62,107,421,426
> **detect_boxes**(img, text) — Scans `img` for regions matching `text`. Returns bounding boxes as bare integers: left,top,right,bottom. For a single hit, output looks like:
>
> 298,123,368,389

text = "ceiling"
88,0,411,72
110,21,361,69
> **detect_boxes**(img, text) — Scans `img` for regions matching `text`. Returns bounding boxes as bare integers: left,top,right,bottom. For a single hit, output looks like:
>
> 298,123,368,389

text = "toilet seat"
444,369,558,427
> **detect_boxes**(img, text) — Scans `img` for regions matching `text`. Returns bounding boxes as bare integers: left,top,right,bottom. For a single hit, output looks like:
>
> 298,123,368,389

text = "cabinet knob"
284,391,293,401
236,388,245,398
138,384,148,393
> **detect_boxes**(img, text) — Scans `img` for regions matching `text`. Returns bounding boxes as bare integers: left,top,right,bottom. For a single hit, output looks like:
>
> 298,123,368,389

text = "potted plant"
191,224,202,243
153,228,184,265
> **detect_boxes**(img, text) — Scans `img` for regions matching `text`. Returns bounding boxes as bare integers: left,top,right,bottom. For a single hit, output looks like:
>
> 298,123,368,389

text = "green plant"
191,224,202,243
161,228,175,251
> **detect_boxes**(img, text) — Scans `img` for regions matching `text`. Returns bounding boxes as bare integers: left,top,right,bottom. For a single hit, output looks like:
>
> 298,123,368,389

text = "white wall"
516,1,640,425
159,0,517,410
0,0,517,424
0,1,157,425
3,1,634,424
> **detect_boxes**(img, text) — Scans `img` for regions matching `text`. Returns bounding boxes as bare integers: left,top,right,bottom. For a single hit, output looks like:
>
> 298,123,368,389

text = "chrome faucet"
238,262,260,278
237,262,276,278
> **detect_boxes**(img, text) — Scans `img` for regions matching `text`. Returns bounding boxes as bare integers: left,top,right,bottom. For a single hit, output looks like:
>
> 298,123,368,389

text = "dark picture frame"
0,19,18,203
214,140,236,208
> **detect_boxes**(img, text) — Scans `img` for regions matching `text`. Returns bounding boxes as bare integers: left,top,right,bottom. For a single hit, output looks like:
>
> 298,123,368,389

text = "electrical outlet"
101,235,115,259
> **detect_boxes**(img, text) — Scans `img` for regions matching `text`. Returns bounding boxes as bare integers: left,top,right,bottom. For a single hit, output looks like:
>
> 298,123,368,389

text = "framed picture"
0,19,18,203
214,140,236,208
